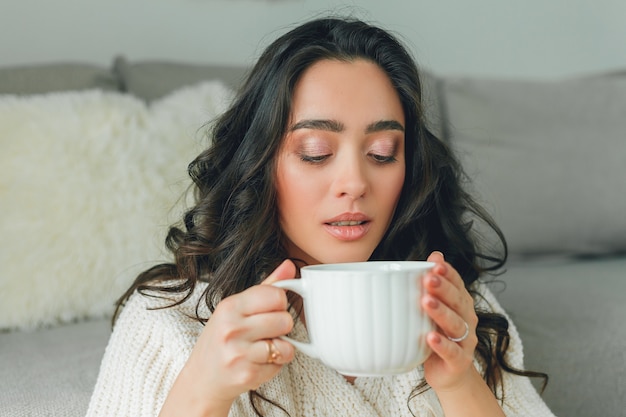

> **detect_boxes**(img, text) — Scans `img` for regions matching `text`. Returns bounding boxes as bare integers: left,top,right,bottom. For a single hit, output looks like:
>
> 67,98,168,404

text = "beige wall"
1,0,624,79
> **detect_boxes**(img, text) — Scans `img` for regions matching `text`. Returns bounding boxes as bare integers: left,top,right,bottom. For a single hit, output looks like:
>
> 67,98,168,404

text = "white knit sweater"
85,282,555,417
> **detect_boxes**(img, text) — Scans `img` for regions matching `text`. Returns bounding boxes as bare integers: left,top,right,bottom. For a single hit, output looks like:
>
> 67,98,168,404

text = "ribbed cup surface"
300,262,433,376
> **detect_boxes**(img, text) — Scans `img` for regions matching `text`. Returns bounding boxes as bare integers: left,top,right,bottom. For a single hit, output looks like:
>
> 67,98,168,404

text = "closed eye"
369,154,398,164
299,153,331,164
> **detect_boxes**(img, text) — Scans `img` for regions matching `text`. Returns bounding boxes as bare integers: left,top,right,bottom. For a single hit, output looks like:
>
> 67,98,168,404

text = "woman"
86,17,555,417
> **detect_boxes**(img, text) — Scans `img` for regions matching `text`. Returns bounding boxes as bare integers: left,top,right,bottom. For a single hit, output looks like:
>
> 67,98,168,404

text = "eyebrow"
289,119,404,133
289,119,344,132
365,120,405,134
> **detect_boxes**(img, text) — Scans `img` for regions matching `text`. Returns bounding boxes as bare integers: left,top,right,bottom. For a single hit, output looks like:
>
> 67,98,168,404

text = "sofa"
1,57,624,417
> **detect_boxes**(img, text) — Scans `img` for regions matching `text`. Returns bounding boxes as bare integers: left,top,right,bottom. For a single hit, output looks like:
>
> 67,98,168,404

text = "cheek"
377,167,405,223
276,160,322,218
394,170,406,197
380,165,405,202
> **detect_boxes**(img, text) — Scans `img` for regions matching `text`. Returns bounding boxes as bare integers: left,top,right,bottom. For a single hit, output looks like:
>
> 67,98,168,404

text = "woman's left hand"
421,251,479,392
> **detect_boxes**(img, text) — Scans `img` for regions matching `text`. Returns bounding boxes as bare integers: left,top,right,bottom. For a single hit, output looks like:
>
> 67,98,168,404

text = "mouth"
323,214,371,241
327,220,368,227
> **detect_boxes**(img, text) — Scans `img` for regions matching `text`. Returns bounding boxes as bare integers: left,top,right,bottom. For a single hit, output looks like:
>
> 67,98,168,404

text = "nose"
332,156,369,200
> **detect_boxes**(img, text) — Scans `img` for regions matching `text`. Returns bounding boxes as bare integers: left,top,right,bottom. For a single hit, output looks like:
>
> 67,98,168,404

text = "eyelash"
370,154,398,164
298,153,397,165
299,154,330,164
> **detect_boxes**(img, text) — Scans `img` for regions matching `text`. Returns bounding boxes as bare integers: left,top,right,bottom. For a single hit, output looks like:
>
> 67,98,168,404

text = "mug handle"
271,279,319,359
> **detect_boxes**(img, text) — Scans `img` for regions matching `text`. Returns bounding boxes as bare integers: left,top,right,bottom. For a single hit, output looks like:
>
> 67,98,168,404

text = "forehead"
289,59,405,126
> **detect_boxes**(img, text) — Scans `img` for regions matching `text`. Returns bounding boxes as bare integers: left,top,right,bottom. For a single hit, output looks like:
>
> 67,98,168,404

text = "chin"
315,250,373,265
288,240,376,266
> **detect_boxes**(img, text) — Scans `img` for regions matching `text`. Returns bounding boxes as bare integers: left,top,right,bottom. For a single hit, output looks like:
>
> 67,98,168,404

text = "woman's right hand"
159,260,297,417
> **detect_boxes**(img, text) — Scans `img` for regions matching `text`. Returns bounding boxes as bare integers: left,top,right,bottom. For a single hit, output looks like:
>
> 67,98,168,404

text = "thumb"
427,250,445,263
261,259,296,285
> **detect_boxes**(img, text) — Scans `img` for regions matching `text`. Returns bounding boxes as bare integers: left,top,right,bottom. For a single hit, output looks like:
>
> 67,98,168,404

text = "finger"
251,338,295,366
427,251,464,291
423,271,473,316
426,331,471,368
261,259,296,285
426,251,450,282
268,338,295,365
221,285,288,317
244,310,294,340
251,339,277,365
427,250,445,263
421,293,474,346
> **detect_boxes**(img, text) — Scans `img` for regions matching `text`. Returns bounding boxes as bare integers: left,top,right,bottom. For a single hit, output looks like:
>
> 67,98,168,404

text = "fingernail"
427,274,441,287
432,251,444,260
430,332,442,345
427,296,439,309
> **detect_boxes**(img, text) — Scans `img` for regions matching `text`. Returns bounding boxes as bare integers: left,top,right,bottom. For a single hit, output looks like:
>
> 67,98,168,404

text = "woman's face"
275,59,406,265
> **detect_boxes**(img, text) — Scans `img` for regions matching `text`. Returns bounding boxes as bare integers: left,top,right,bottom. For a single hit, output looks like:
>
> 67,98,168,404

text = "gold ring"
265,339,281,364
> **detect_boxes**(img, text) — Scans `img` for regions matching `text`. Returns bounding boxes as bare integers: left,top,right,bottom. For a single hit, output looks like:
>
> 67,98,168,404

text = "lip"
323,212,372,241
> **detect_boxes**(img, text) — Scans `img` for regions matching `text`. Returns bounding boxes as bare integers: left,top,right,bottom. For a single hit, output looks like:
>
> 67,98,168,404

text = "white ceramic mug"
272,261,435,376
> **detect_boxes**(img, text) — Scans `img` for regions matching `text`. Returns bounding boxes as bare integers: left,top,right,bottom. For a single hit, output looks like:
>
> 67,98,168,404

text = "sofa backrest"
2,58,624,330
0,63,119,95
440,73,626,259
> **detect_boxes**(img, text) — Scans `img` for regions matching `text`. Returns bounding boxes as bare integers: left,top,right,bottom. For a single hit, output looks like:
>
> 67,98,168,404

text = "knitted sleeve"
475,284,556,417
85,291,198,417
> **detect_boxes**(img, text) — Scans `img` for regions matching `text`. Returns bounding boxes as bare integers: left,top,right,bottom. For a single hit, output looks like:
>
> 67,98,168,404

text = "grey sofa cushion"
0,318,110,416
491,255,626,417
442,74,626,257
113,56,249,102
0,63,119,95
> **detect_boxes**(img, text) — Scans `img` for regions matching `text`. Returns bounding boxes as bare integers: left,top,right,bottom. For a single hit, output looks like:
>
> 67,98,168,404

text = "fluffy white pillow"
0,82,233,330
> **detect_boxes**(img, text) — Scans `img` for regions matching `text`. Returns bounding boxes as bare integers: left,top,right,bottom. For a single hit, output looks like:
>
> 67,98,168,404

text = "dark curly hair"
116,16,546,415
